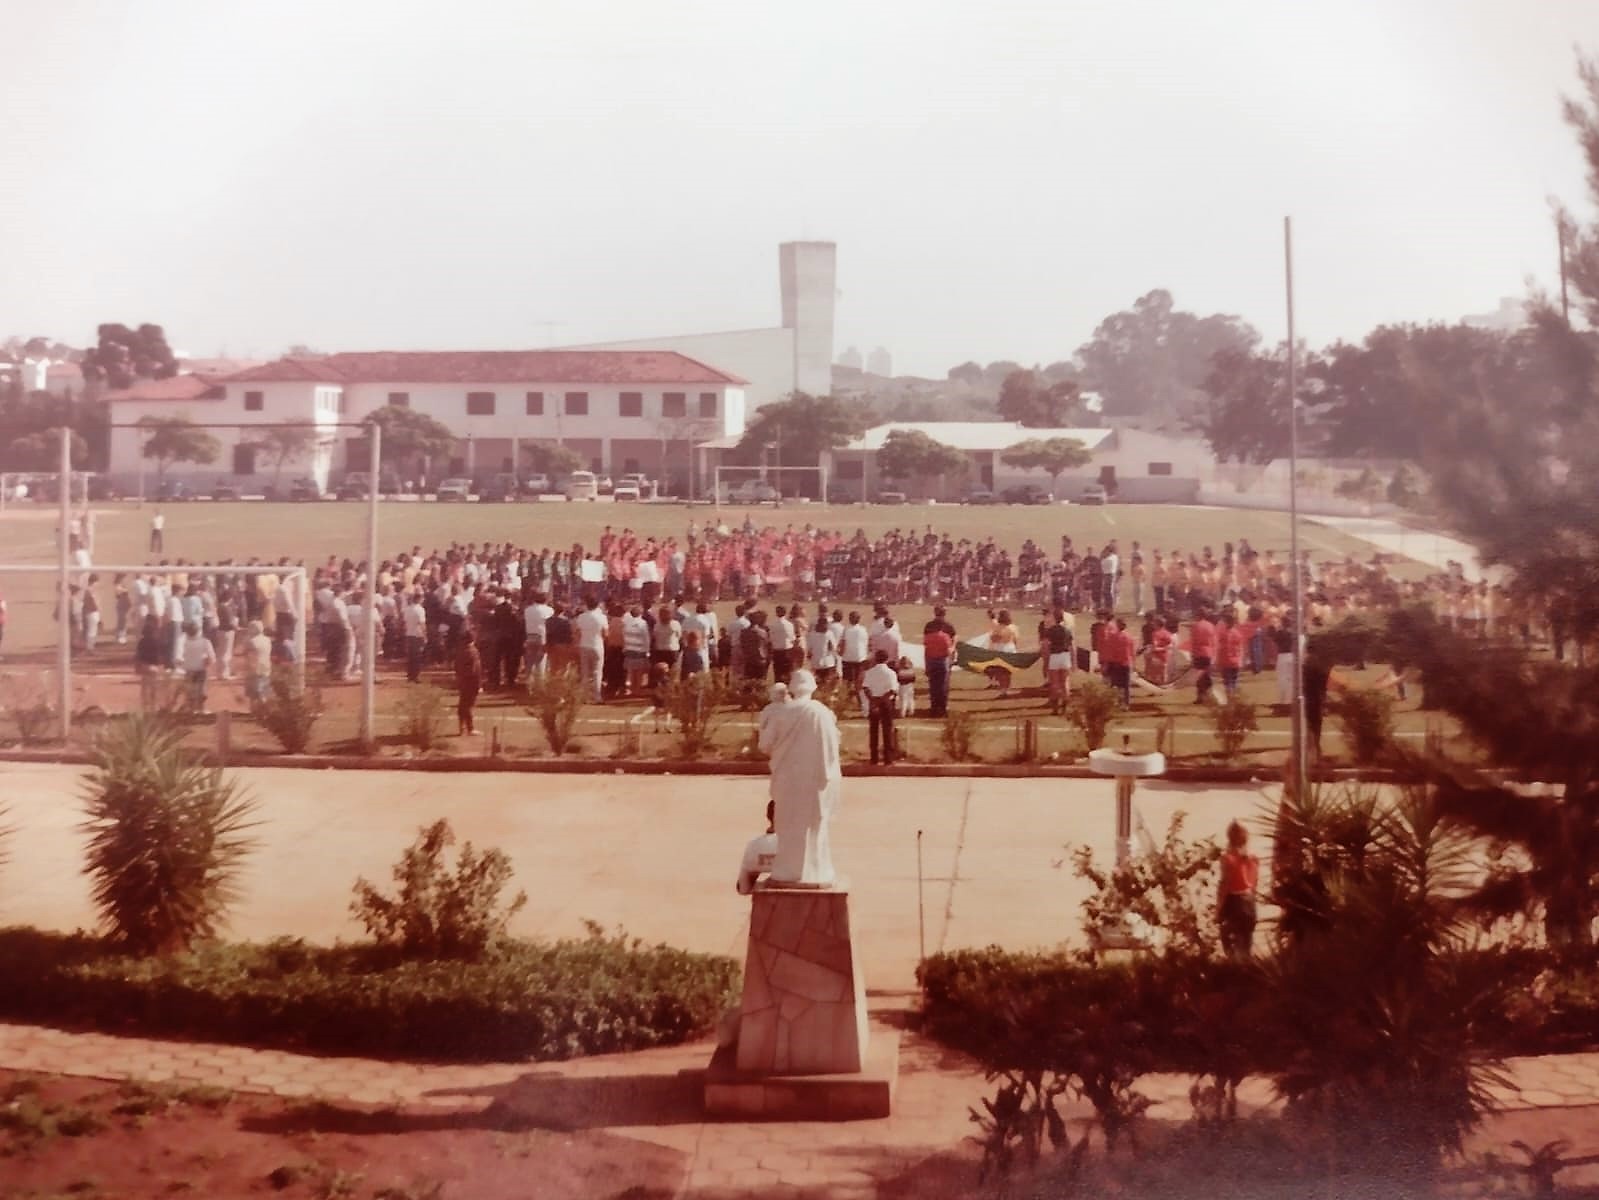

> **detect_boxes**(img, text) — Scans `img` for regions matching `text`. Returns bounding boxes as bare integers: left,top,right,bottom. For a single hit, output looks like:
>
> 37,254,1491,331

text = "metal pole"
137,432,145,508
58,426,72,741
1285,216,1307,799
294,569,307,690
916,829,926,967
360,422,381,747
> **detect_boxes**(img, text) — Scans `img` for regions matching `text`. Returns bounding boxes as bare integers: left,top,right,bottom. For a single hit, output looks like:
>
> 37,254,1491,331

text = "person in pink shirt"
1188,609,1217,704
1216,610,1246,699
1100,617,1137,708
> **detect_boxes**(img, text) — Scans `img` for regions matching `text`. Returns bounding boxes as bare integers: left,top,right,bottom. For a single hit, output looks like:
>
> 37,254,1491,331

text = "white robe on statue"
759,695,842,885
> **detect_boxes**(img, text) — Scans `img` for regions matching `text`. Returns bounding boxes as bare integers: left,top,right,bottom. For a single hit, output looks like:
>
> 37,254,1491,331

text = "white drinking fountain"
1088,735,1166,867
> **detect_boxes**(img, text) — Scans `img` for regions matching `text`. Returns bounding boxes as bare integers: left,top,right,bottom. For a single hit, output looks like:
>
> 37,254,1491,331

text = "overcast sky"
5,0,1598,377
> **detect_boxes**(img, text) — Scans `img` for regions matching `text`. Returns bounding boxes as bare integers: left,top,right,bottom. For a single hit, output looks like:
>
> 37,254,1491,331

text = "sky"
4,0,1598,378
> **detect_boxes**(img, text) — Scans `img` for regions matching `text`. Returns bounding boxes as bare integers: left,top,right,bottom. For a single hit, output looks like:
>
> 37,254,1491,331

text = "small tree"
875,429,968,498
350,819,528,961
366,405,456,479
251,421,315,490
1065,676,1119,750
527,669,585,754
252,666,321,754
660,672,731,758
78,714,259,955
1212,695,1259,762
1000,437,1092,497
138,416,220,484
522,440,587,479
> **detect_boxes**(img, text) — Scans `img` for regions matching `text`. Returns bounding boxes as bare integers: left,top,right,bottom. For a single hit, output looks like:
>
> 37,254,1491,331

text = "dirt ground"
0,1070,685,1200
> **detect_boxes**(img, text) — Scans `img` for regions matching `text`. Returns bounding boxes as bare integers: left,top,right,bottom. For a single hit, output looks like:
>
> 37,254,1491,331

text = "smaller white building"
822,422,1213,502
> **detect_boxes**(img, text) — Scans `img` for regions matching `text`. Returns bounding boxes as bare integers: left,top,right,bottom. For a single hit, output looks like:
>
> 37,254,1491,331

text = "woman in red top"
455,628,482,736
1217,820,1260,959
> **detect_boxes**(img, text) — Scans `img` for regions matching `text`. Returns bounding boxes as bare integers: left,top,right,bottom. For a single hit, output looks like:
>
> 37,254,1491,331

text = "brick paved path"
4,1012,1599,1199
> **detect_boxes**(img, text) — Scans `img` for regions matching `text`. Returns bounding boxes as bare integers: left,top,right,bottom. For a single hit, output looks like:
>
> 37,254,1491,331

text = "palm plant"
79,714,259,955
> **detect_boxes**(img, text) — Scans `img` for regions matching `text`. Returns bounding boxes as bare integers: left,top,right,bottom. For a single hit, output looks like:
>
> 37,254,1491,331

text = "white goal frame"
0,470,97,511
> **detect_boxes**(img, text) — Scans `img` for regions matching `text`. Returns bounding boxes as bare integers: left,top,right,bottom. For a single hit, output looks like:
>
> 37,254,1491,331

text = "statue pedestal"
704,885,898,1120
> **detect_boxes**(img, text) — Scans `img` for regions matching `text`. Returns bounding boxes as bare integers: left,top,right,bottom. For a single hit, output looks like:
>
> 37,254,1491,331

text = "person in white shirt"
402,592,429,682
180,621,216,712
769,606,797,684
861,651,901,765
575,595,609,702
840,610,870,713
622,605,651,696
522,592,554,679
149,509,165,554
869,615,902,664
736,801,780,895
804,615,839,684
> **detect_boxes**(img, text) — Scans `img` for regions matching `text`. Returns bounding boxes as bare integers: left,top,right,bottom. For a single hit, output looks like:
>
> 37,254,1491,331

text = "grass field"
0,498,1449,766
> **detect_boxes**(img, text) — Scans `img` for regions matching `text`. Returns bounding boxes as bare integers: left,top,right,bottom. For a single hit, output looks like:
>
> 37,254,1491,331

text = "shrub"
253,666,321,754
526,669,585,755
1336,687,1395,764
1,675,56,745
0,925,741,1063
941,709,979,762
1211,694,1258,762
659,671,730,759
728,675,767,713
1066,676,1118,751
815,677,858,723
78,714,259,956
1071,812,1222,959
393,685,447,752
351,819,528,961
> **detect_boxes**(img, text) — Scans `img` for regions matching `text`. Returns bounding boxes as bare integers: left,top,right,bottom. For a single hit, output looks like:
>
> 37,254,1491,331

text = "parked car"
874,490,908,505
155,480,192,502
565,470,599,501
964,488,998,505
1079,483,1109,506
521,473,552,496
435,477,472,502
612,474,644,501
478,473,521,502
825,483,857,504
336,472,372,500
287,477,322,502
211,479,241,501
1001,483,1053,505
728,479,781,504
596,474,615,495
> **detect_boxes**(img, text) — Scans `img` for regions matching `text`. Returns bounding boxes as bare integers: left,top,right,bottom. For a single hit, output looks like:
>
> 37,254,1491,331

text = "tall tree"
138,416,220,483
999,436,1092,496
734,392,870,471
250,421,316,489
996,369,1085,427
365,405,457,475
875,429,967,498
946,361,984,387
522,440,586,478
1190,345,1296,464
81,324,178,391
1076,289,1259,419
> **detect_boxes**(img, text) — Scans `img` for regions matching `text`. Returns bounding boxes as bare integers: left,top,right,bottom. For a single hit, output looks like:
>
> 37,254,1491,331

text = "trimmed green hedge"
0,926,740,1062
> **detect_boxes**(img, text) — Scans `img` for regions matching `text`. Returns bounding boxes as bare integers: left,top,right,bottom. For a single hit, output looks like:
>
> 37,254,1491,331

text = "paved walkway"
1312,513,1502,582
2,1012,1597,1198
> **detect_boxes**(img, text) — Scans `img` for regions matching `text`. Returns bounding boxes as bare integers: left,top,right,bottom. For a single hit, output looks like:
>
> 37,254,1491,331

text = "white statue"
758,669,842,886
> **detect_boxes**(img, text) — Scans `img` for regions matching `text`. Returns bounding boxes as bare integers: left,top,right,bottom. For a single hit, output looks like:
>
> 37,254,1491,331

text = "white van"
565,470,599,501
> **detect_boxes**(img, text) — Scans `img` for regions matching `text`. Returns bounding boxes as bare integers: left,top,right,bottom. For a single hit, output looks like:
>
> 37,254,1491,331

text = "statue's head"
768,683,789,704
788,669,817,700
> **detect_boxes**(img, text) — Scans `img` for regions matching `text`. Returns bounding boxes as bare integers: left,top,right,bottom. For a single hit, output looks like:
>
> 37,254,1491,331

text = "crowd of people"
32,511,1544,756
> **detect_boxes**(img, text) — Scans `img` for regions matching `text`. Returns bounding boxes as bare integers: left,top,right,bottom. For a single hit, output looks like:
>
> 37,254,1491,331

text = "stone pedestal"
704,885,897,1120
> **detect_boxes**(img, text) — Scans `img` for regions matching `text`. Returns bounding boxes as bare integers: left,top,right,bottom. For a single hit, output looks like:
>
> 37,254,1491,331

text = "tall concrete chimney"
779,241,836,398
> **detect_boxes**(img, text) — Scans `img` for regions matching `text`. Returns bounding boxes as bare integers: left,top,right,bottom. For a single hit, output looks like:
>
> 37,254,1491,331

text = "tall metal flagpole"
1285,217,1307,799
58,427,73,742
360,421,381,748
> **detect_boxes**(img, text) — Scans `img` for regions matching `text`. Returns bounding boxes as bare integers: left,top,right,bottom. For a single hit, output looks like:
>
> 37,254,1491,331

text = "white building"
822,422,1213,503
105,349,747,495
559,241,836,410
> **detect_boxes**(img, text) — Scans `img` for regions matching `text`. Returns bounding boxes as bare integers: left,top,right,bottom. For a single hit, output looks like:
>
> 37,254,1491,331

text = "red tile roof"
105,374,226,402
220,350,746,386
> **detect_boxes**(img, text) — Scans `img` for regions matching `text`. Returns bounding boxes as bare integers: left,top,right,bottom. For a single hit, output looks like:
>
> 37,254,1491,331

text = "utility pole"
360,421,381,748
58,426,73,741
1285,216,1307,802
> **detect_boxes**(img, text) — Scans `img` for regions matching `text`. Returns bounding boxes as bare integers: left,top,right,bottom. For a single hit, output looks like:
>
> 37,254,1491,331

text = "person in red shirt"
1148,616,1176,685
1217,820,1260,959
1216,611,1246,699
1100,617,1137,707
922,606,957,718
1188,609,1217,705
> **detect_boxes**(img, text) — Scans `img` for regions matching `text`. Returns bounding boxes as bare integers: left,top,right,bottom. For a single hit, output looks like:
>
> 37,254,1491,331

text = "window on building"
662,392,686,418
466,391,496,416
243,390,264,412
837,459,864,480
698,392,718,418
1148,462,1173,476
623,457,640,473
619,392,643,418
232,444,256,475
337,392,345,413
387,392,410,408
565,392,589,415
525,391,544,415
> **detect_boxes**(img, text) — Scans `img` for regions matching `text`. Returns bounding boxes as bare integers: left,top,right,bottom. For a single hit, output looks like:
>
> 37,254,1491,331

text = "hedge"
0,926,741,1062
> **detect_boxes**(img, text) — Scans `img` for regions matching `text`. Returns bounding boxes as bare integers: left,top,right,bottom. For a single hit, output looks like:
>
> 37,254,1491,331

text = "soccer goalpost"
711,464,827,506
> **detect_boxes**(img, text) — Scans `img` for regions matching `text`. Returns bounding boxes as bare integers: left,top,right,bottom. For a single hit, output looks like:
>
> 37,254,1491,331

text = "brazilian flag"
956,636,1041,683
